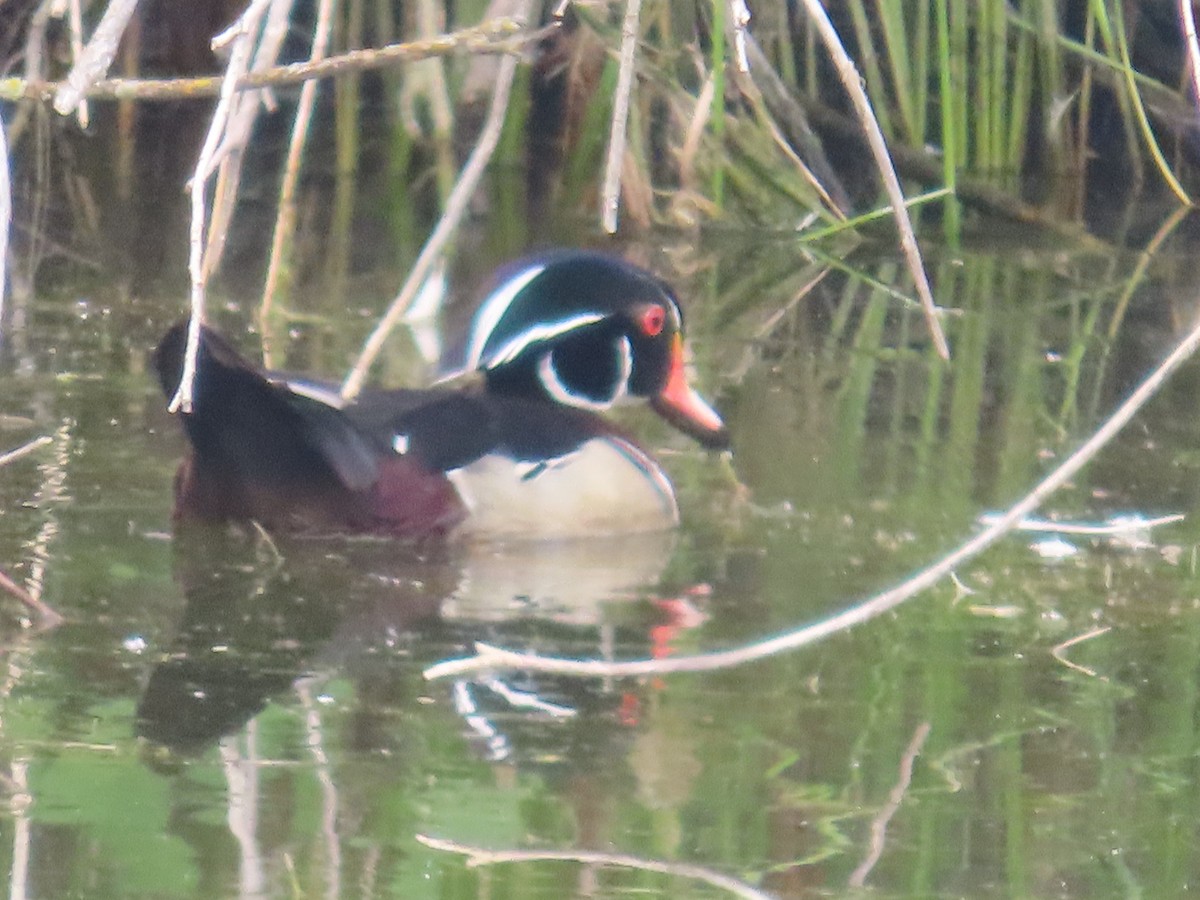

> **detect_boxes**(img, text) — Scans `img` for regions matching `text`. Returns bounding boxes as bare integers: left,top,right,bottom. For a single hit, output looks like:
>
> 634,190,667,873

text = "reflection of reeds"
3,1,1198,331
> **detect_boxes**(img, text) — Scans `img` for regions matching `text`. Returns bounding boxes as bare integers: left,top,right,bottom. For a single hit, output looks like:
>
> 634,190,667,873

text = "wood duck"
154,250,729,540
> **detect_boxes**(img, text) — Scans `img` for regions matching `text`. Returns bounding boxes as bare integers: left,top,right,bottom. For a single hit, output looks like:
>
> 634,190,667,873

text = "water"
3,221,1200,898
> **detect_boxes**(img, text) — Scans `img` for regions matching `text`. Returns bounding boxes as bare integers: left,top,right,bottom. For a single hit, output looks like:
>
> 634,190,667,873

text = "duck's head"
462,251,729,450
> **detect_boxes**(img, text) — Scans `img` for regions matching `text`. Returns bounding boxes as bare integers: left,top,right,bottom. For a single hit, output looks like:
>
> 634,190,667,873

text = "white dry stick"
426,306,1200,680
0,436,52,469
340,3,530,401
1050,626,1112,679
52,0,141,118
1181,0,1200,108
0,110,10,328
729,0,751,73
848,722,931,888
600,0,643,234
798,0,950,361
171,1,272,414
978,512,1184,536
260,0,339,348
416,836,774,900
204,0,296,278
65,0,89,128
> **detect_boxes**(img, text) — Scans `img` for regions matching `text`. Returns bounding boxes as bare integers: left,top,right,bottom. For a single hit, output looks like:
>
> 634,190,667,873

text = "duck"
153,250,729,541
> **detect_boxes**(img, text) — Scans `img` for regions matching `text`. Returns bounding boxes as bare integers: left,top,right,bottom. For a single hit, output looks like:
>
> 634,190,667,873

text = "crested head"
464,250,730,450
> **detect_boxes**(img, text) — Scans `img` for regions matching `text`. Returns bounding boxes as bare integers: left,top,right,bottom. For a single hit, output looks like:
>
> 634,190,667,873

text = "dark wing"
343,389,609,473
154,323,380,493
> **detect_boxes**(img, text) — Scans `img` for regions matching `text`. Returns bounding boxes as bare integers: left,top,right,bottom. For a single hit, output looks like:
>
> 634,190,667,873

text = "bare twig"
728,0,751,73
260,0,339,358
203,0,297,278
600,0,643,234
52,0,141,118
0,110,9,329
0,436,51,469
1050,626,1111,679
426,301,1200,680
678,73,715,194
0,568,62,628
1182,0,1200,108
64,0,90,127
416,835,774,900
170,1,272,414
848,722,931,888
2,19,531,104
978,512,1184,536
340,3,531,400
798,0,949,360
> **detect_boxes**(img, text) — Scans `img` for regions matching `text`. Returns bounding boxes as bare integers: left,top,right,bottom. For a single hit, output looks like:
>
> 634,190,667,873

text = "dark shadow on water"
137,525,684,764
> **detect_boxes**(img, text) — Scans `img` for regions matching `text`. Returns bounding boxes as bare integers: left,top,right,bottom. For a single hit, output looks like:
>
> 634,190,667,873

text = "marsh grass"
1,0,1198,334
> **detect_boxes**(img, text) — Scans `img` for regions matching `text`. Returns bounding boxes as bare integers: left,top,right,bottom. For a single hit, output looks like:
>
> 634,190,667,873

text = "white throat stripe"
536,335,630,411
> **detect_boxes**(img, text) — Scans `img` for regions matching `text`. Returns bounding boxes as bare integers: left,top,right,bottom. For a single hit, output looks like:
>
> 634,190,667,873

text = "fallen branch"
798,97,1107,247
2,18,530,104
416,835,773,900
426,293,1200,680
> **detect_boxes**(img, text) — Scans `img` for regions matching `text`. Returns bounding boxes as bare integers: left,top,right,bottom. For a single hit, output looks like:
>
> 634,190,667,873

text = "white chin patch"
537,337,631,411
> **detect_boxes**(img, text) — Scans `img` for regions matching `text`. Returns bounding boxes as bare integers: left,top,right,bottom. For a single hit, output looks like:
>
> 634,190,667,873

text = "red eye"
639,306,666,337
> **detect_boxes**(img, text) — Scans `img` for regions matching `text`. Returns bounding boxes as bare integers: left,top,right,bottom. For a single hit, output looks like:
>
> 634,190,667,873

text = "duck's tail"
153,323,380,502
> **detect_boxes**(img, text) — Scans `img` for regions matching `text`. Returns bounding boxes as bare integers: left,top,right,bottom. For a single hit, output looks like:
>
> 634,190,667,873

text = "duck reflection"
136,526,685,759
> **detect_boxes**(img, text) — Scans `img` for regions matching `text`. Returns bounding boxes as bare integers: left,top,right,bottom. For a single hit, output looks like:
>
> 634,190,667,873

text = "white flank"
448,437,678,539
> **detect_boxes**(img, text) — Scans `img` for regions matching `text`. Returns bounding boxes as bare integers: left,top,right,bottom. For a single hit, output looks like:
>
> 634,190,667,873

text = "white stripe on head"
536,336,631,410
464,263,547,370
485,312,606,369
